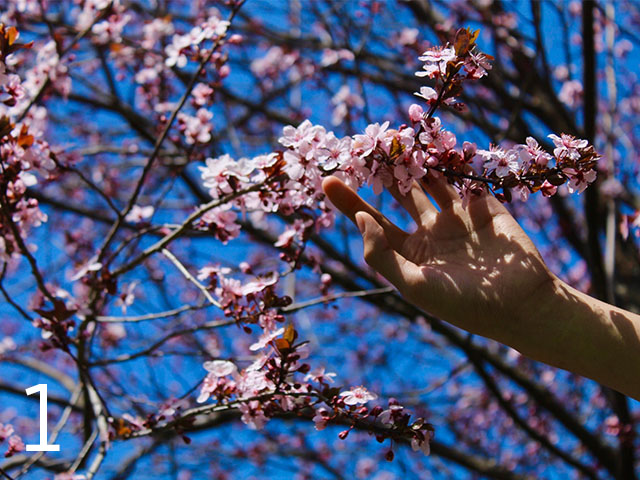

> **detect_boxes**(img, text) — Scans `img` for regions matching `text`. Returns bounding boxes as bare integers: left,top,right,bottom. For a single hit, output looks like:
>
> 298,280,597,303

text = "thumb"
355,211,418,294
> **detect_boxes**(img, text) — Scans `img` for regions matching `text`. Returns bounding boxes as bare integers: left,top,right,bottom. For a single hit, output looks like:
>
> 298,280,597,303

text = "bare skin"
322,175,640,400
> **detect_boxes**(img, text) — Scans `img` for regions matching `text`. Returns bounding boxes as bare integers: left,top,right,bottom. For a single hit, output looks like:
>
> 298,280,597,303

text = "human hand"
322,175,554,346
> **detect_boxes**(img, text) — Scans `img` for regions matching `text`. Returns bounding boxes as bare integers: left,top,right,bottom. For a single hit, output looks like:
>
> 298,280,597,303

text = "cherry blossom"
70,258,102,282
312,407,330,431
304,367,336,384
204,360,237,377
0,424,14,442
558,80,583,108
478,146,521,177
563,167,597,194
239,401,268,430
548,133,589,162
124,205,154,223
178,108,213,145
416,46,456,78
114,282,137,313
4,434,24,457
249,327,285,352
339,386,378,406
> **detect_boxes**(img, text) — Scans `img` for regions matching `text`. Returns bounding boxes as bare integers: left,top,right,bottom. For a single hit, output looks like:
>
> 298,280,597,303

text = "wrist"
506,267,560,356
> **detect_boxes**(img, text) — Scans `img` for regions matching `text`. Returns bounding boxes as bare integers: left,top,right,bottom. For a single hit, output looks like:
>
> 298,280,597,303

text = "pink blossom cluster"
313,389,434,459
75,0,117,32
189,267,433,455
164,13,230,68
197,146,335,243
22,40,71,100
205,106,598,218
197,264,287,328
250,46,315,89
194,325,311,431
177,108,213,145
91,4,131,46
331,85,364,126
190,318,434,455
415,40,492,82
0,423,24,458
169,261,434,453
198,28,598,218
0,25,55,262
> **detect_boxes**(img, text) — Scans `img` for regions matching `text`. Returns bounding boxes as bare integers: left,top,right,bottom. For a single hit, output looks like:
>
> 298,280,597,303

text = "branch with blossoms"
0,26,56,266
111,324,433,460
202,27,599,215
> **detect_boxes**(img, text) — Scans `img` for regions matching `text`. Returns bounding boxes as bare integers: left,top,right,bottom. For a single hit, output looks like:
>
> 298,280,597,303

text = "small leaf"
454,27,480,56
18,126,34,148
274,337,291,353
388,137,404,160
6,27,18,46
114,418,132,438
283,322,297,344
0,116,13,139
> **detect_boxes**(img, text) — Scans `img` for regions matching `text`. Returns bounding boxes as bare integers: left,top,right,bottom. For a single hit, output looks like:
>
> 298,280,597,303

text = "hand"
322,174,554,346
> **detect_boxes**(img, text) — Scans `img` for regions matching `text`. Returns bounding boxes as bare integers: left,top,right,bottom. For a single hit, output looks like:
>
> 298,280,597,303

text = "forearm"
513,275,640,400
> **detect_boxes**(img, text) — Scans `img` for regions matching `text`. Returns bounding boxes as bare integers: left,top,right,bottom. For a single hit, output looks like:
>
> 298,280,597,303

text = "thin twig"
83,384,109,479
96,304,208,323
15,386,83,478
89,318,235,366
161,248,220,308
0,196,56,303
69,429,98,473
281,286,394,313
111,178,282,278
0,263,33,322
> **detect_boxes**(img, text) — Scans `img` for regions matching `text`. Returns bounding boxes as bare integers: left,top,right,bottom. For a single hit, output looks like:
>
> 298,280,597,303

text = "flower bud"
408,104,424,123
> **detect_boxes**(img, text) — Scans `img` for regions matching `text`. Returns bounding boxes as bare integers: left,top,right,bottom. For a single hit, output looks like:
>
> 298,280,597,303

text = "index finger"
322,176,408,249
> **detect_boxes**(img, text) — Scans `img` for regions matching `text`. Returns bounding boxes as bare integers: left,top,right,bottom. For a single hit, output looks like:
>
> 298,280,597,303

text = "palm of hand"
323,176,553,339
402,195,549,331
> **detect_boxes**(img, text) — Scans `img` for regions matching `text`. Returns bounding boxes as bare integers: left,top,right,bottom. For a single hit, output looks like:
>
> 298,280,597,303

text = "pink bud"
463,141,477,159
541,180,558,197
370,406,383,417
219,65,231,79
408,104,424,123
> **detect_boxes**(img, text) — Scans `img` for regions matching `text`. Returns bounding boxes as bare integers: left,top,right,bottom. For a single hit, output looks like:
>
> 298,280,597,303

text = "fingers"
388,181,437,226
420,171,460,210
355,211,420,294
322,176,408,249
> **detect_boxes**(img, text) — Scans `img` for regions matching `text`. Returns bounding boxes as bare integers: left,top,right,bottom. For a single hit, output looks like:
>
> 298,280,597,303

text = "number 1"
25,384,60,452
